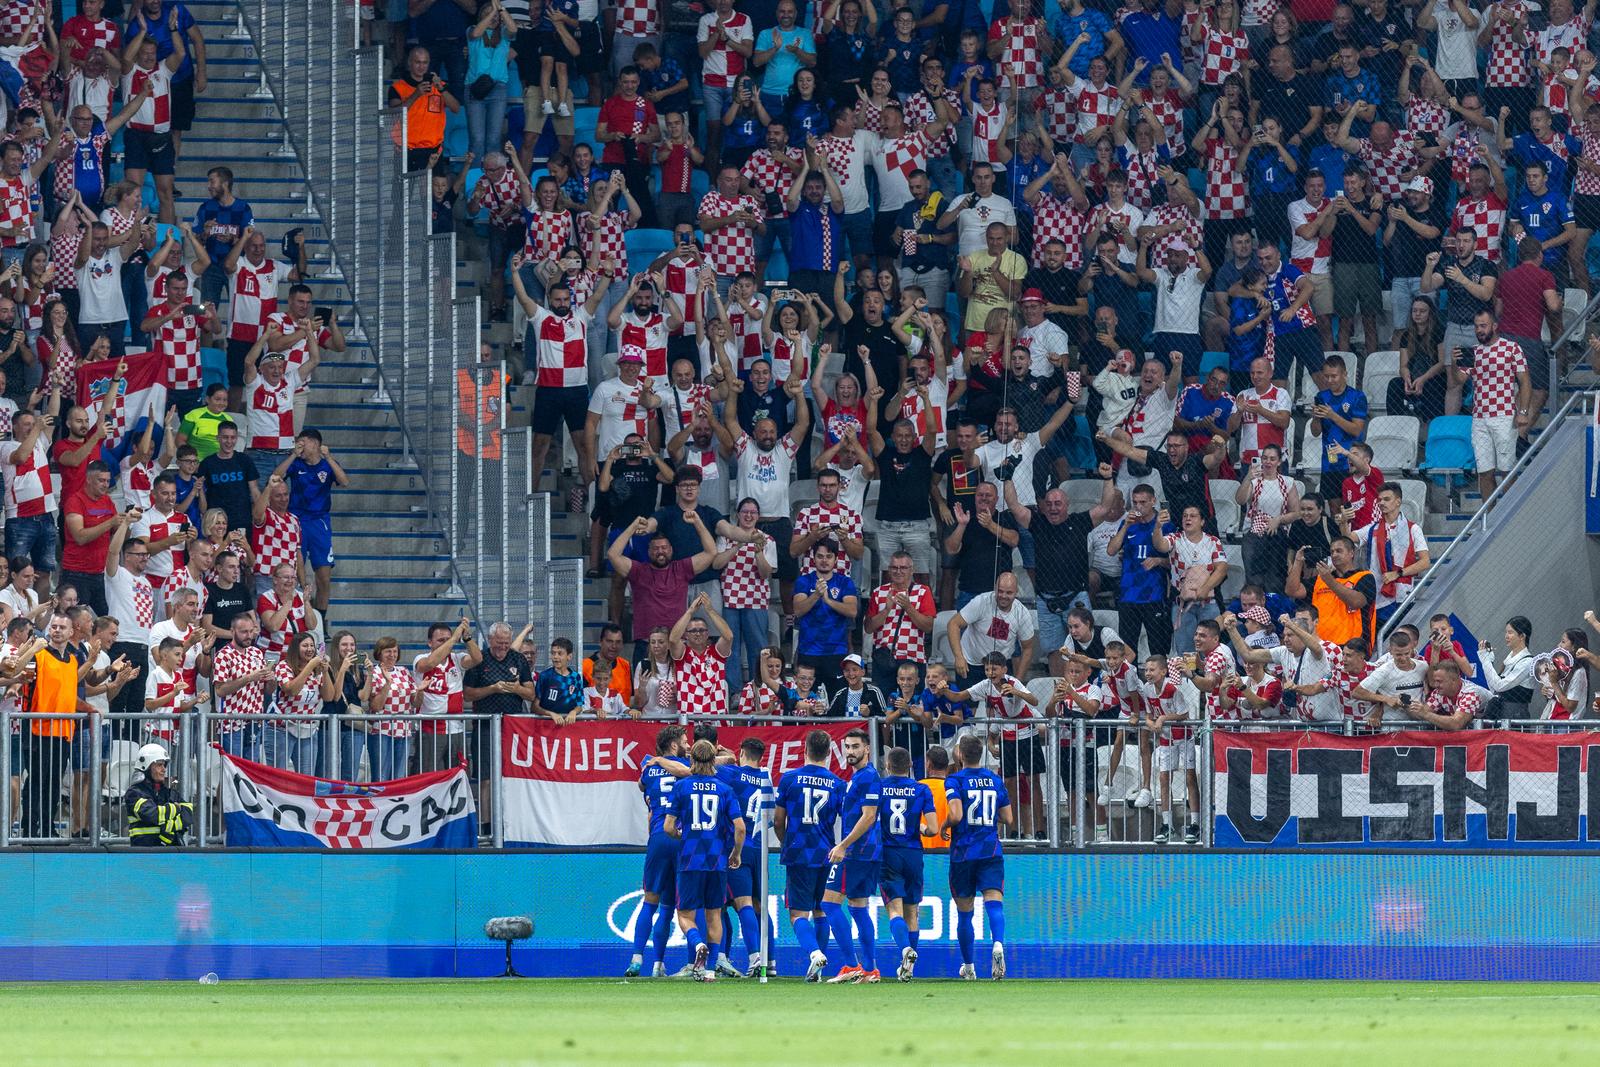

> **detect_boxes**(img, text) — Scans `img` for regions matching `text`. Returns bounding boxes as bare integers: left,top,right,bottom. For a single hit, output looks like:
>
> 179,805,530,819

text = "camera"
995,454,1021,482
1454,346,1474,369
1399,693,1413,708
626,445,642,457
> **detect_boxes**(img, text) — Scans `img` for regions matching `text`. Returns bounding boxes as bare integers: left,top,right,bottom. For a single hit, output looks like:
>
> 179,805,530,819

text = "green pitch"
9,978,1600,1064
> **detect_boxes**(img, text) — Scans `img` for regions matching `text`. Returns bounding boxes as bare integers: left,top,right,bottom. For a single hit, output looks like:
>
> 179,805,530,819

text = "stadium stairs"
193,0,468,654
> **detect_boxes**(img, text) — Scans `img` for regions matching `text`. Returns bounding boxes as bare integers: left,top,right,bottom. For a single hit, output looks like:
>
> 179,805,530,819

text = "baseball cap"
1242,605,1272,627
841,654,865,668
1019,288,1045,303
617,345,645,364
1168,240,1192,255
1404,176,1433,196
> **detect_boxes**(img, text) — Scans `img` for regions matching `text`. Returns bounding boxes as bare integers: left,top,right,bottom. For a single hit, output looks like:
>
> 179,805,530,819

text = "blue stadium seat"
766,244,788,283
1065,414,1096,472
573,106,601,148
1199,351,1229,377
200,347,227,390
442,109,468,159
625,228,675,264
461,168,484,220
690,168,710,202
1420,415,1474,486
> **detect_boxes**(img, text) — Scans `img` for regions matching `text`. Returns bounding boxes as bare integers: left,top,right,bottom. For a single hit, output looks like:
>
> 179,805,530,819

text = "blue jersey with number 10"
878,775,935,850
668,774,740,872
640,762,678,837
718,763,772,854
775,766,845,867
946,768,1009,863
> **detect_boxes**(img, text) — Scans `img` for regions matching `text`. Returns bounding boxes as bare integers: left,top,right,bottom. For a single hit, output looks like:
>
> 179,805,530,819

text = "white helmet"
135,743,170,774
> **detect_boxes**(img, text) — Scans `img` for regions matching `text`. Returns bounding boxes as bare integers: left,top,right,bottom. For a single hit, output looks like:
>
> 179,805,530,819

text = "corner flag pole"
759,780,773,985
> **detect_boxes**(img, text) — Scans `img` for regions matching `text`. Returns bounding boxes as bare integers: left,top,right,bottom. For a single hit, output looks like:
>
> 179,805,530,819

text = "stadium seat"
1221,542,1245,602
690,168,711,202
1199,351,1229,377
1393,478,1429,524
1209,479,1241,538
766,244,789,283
1420,415,1475,486
1026,676,1059,710
1361,350,1400,395
461,167,484,220
1063,478,1106,511
791,478,819,512
572,106,600,146
624,228,674,263
200,347,227,389
931,609,958,665
1365,414,1421,473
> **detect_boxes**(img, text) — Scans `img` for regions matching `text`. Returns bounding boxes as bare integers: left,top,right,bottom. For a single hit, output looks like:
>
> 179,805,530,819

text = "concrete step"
332,529,446,556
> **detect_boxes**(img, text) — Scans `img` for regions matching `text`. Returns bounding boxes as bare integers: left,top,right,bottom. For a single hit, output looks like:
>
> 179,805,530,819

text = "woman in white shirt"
631,627,677,717
1479,615,1536,721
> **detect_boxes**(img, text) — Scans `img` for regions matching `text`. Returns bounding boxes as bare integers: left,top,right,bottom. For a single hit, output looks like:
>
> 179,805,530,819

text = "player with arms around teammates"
820,727,883,984
772,728,846,982
877,745,941,981
627,725,691,978
945,733,1014,979
664,739,747,982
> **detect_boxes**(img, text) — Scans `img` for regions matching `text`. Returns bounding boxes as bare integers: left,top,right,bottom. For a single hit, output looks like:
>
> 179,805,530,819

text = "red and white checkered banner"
217,748,477,849
501,719,858,847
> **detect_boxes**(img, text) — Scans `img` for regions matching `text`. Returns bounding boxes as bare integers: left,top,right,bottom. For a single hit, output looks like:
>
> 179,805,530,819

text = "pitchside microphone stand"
484,915,534,977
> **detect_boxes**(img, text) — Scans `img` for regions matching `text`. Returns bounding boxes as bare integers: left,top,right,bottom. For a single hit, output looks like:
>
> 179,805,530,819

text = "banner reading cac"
1213,729,1600,849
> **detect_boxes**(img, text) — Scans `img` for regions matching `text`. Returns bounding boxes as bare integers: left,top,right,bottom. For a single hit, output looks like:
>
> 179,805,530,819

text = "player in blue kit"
944,733,1014,980
821,728,883,983
665,740,747,982
626,725,689,978
877,746,940,981
772,729,846,982
718,737,778,978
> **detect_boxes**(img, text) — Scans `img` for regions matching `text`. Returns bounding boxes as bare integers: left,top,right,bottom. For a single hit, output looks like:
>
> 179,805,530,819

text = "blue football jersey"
668,774,740,872
945,768,1009,863
878,775,935,851
640,761,679,837
840,764,883,860
775,766,845,867
718,763,772,854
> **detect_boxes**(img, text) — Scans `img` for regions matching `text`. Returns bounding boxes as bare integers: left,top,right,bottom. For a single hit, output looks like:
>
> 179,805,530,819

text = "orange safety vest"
29,647,79,739
391,79,446,150
1313,569,1375,648
456,369,505,460
919,775,950,851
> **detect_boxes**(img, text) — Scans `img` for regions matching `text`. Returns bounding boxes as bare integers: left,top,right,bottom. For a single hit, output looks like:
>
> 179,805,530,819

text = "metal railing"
238,0,536,626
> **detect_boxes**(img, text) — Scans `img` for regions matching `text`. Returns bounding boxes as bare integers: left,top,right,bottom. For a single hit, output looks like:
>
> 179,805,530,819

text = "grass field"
9,978,1600,1064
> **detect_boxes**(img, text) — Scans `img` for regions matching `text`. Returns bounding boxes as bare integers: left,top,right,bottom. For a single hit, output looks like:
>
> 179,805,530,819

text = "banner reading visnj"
1214,729,1600,849
500,720,859,847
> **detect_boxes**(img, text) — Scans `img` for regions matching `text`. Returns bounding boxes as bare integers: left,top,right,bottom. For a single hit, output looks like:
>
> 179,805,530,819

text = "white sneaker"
991,942,1006,980
1132,787,1153,809
958,963,977,981
557,101,571,117
805,949,827,983
1093,826,1110,844
540,99,554,115
651,961,667,978
714,957,742,979
1100,774,1120,801
897,946,917,982
744,952,763,979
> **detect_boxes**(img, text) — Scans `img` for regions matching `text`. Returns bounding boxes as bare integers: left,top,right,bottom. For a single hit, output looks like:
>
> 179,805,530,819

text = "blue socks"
814,911,831,953
956,908,975,965
850,905,876,972
793,916,818,955
650,906,674,964
821,902,858,967
737,905,760,956
632,900,657,957
685,924,704,954
984,899,1006,945
908,926,920,951
888,914,910,954
720,910,734,955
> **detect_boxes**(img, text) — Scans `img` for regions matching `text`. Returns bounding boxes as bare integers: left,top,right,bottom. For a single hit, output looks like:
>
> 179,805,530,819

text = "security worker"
124,743,194,847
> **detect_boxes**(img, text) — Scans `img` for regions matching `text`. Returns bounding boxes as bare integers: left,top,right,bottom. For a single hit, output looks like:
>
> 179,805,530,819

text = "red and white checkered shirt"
229,258,293,343
62,13,118,62
988,16,1045,90
264,311,317,394
1140,88,1187,157
674,644,728,715
211,641,266,732
905,86,961,157
49,221,84,291
150,299,207,390
1120,143,1163,210
246,368,300,451
370,664,418,737
718,534,775,611
1147,202,1203,263
124,63,172,133
1357,138,1419,202
416,650,467,733
1169,531,1225,596
1534,14,1590,68
854,97,886,135
618,310,670,379
868,582,936,662
580,210,630,275
531,304,590,388
1198,645,1235,719
256,588,307,662
473,167,524,228
613,0,658,38
740,146,803,216
737,681,787,717
1031,192,1090,269
728,292,766,366
879,129,933,192
0,0,43,41
0,171,32,249
817,134,861,186
1033,86,1077,147
697,192,764,276
1576,124,1600,197
1203,136,1247,220
274,655,324,722
1451,192,1509,262
252,507,303,579
1403,95,1449,138
662,254,702,337
697,10,753,90
161,568,207,618
1073,79,1119,144
1427,684,1482,722
1484,1,1533,88
1467,337,1527,417
523,207,573,262
793,501,863,578
1198,24,1249,87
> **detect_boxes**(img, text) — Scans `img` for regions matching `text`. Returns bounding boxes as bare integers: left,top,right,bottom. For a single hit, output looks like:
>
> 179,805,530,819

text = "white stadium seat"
1365,415,1422,473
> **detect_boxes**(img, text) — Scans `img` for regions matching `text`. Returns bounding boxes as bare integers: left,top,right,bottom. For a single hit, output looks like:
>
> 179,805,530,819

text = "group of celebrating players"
625,723,1011,982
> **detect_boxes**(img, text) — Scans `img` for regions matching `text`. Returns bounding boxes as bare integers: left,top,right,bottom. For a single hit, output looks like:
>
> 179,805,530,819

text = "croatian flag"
75,350,169,447
218,749,478,849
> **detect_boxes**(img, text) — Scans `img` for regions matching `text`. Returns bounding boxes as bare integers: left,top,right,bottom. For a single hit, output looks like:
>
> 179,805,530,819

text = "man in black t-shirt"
1252,46,1325,150
1328,167,1383,354
942,481,1019,607
201,549,252,635
871,407,937,583
1025,238,1087,340
841,289,907,423
931,418,984,606
1006,476,1117,676
1098,429,1226,534
196,422,260,533
1382,176,1446,336
597,433,675,621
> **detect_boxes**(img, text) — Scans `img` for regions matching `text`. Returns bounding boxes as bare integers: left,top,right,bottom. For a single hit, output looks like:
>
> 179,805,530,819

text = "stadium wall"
6,850,1600,982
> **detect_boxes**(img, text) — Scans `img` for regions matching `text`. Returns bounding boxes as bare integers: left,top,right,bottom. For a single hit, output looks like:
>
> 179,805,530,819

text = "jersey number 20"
965,789,997,827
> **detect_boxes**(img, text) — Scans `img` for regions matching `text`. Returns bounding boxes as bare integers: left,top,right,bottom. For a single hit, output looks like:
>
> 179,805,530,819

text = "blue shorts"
825,857,882,899
298,513,335,570
675,868,728,912
785,864,829,912
879,847,925,904
725,848,765,900
949,855,1005,899
70,721,110,771
841,210,874,264
642,833,680,899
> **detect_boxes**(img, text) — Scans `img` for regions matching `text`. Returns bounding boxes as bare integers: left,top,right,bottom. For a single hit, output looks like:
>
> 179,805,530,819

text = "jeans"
925,153,958,201
1390,275,1422,333
1035,592,1092,653
1171,598,1220,656
367,733,410,781
217,724,261,763
121,262,148,349
5,512,57,573
336,726,367,781
263,725,319,773
465,80,509,161
725,606,769,697
200,260,229,307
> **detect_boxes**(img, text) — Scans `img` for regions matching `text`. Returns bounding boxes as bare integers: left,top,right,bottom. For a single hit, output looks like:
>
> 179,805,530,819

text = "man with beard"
511,270,609,497
606,273,683,381
724,373,810,617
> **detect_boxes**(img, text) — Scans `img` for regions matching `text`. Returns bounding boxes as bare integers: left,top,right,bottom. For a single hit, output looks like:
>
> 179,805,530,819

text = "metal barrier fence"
238,0,536,628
